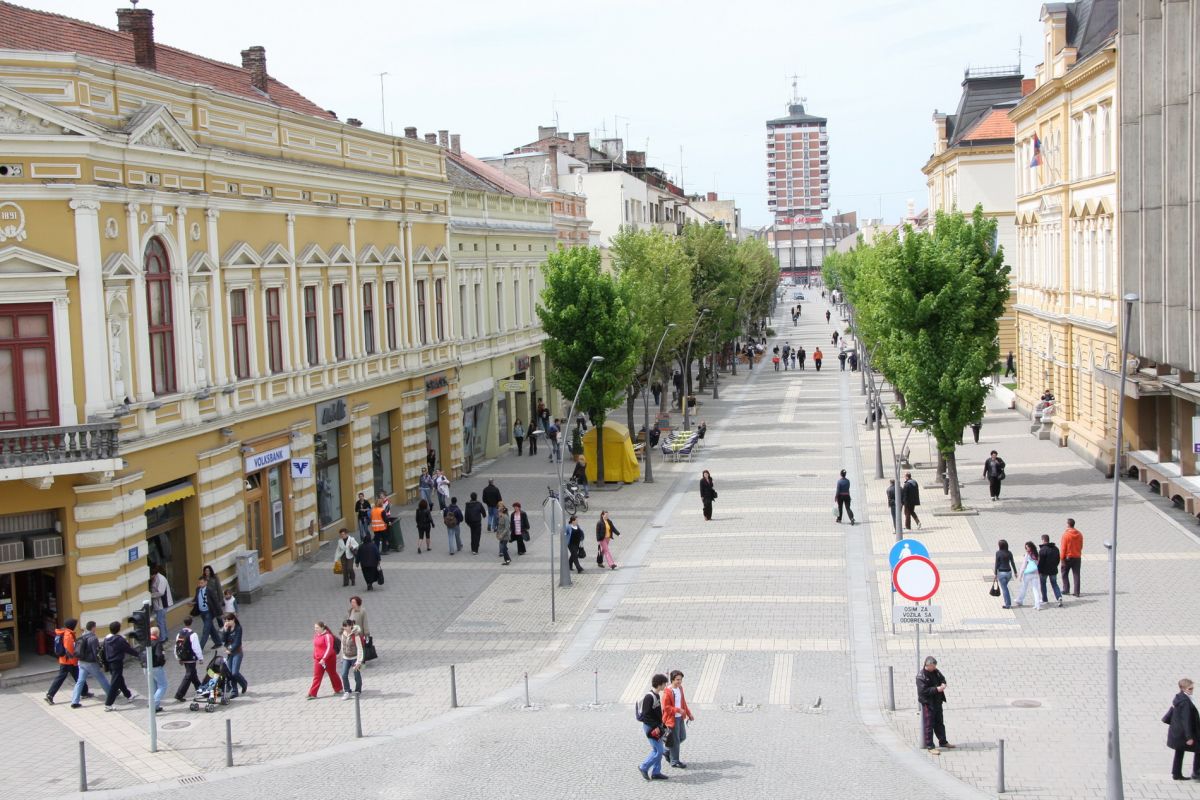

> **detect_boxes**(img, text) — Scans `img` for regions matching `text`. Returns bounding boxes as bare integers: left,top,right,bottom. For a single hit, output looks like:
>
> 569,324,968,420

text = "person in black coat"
1166,678,1200,780
699,470,716,521
566,515,585,574
415,500,434,554
901,472,922,530
481,480,502,532
915,656,955,753
510,502,531,556
464,492,486,555
356,538,381,590
102,621,142,709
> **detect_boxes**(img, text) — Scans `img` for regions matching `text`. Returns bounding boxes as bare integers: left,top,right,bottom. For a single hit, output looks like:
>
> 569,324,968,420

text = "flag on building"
1030,133,1043,168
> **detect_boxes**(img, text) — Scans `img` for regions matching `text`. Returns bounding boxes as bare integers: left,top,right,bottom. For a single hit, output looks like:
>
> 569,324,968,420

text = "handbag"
333,559,343,575
1163,706,1175,725
362,635,378,662
989,579,1001,597
522,531,530,542
576,545,587,560
377,568,384,585
710,489,718,500
663,726,676,748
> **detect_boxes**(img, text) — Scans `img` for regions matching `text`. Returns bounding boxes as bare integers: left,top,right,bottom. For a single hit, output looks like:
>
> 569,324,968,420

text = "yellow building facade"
0,7,467,669
1011,2,1120,473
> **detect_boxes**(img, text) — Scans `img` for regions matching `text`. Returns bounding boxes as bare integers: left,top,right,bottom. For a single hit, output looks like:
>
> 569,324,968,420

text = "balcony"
0,422,123,487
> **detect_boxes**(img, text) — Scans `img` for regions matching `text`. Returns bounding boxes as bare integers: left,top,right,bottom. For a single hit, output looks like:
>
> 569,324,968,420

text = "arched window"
145,237,176,395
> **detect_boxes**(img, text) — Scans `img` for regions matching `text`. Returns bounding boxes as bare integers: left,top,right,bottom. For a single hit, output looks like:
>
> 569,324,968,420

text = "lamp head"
591,355,604,362
1122,293,1139,303
667,322,677,329
912,418,926,427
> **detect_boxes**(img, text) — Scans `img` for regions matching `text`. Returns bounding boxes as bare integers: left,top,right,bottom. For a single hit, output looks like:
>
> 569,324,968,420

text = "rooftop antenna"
1014,35,1024,73
787,72,805,108
377,72,389,132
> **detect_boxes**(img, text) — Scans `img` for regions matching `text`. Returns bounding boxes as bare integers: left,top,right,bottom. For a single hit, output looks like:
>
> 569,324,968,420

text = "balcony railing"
0,422,120,469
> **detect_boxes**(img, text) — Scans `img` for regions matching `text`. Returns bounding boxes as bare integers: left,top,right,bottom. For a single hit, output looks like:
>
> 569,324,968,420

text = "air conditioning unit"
0,540,25,564
28,535,63,559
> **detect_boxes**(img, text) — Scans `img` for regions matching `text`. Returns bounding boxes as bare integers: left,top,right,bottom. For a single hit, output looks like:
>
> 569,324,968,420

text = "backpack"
175,630,194,662
75,633,96,663
330,632,341,656
96,637,110,671
53,632,67,658
443,510,458,527
635,691,657,723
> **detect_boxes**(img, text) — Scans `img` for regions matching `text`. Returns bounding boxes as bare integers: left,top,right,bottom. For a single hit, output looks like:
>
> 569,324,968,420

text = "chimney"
404,126,418,139
572,132,590,160
1021,78,1036,96
116,8,156,70
707,191,717,202
438,130,449,148
932,112,948,154
548,144,560,189
240,46,268,93
347,118,363,128
538,125,557,141
326,110,338,119
424,133,437,144
450,134,461,155
626,150,646,168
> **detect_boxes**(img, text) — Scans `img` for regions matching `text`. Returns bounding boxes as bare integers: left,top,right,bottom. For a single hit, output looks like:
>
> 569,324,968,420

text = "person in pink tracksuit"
307,621,343,699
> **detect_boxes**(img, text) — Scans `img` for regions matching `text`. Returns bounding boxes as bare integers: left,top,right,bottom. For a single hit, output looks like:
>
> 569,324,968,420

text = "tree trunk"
595,413,606,487
626,388,637,436
935,451,946,489
946,450,963,510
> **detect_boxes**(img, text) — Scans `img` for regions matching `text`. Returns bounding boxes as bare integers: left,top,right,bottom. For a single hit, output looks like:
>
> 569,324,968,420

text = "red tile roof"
448,150,542,199
0,2,333,120
958,108,1015,143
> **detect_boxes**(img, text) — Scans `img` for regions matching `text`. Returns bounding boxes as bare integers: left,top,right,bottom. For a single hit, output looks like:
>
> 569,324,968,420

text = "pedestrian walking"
566,515,585,574
832,330,840,346
1013,541,1043,610
651,382,662,407
415,500,434,554
70,621,110,707
495,502,512,565
510,501,530,556
1005,351,1015,378
825,309,831,323
664,670,694,769
537,401,549,432
916,656,955,754
1059,518,1083,596
790,351,797,369
994,539,1017,608
772,346,781,371
149,566,172,642
172,617,203,702
191,575,220,650
797,346,806,370
1036,534,1063,606
201,564,223,646
983,450,1006,501
1165,678,1200,780
969,420,982,443
848,351,858,371
149,627,168,712
307,621,343,699
334,528,358,585
464,492,485,554
354,492,372,539
528,425,540,455
418,467,434,507
368,498,390,555
637,673,670,781
102,620,141,710
45,618,91,705
443,497,464,555
513,419,525,455
222,588,238,616
338,620,365,700
699,470,717,521
672,370,684,405
435,470,450,511
221,613,247,696
482,479,502,532
356,535,382,589
838,350,847,371
572,456,590,498
348,595,369,639
886,479,897,522
813,347,824,371
547,419,561,463
902,471,922,530
834,468,856,525
595,510,620,570
426,446,437,475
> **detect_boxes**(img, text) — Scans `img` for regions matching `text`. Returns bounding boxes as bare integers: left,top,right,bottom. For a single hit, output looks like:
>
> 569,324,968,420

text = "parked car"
793,291,805,300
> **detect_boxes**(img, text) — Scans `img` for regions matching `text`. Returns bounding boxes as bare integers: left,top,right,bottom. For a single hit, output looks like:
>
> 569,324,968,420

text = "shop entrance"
145,480,195,609
244,464,288,572
0,509,64,670
426,398,442,473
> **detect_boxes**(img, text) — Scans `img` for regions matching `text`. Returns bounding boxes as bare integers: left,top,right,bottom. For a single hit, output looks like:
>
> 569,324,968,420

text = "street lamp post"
1106,293,1137,800
682,308,709,430
862,344,885,480
551,356,603,611
730,295,744,376
644,325,676,484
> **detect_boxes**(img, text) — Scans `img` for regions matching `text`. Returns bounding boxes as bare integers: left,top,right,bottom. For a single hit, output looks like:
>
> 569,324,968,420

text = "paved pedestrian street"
7,297,1200,799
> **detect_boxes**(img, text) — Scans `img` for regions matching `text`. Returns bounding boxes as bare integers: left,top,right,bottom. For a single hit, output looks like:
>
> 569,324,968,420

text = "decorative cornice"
69,199,100,213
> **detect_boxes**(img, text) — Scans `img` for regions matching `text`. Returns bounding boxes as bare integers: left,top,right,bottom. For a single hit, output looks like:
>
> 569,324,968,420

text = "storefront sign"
425,372,449,398
290,457,312,479
126,545,139,563
515,355,531,372
497,379,530,393
244,445,291,473
315,397,349,433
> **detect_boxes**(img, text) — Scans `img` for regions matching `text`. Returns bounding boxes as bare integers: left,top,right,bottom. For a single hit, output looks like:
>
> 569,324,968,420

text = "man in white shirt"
172,616,204,702
150,566,173,641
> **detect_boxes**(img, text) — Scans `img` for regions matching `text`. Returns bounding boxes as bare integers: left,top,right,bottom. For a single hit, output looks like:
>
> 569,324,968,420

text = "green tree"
538,246,644,484
678,223,741,395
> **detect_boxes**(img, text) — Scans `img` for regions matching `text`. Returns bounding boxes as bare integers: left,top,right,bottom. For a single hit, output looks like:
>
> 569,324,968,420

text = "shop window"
417,281,428,345
435,279,445,341
315,427,342,528
265,288,283,374
362,283,376,355
304,286,319,366
371,412,393,497
0,303,57,429
146,494,189,604
230,289,250,380
145,237,176,395
332,285,346,361
385,280,397,350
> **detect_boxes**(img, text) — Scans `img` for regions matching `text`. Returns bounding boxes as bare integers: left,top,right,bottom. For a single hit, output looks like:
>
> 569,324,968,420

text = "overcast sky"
31,0,1045,227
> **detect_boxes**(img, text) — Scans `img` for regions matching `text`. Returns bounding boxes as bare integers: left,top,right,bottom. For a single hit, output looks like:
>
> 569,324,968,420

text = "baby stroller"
189,653,233,712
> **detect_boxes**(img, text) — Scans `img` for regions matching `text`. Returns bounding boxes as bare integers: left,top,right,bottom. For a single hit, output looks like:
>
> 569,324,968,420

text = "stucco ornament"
104,217,119,239
190,222,201,241
0,201,27,243
138,123,183,151
0,105,62,135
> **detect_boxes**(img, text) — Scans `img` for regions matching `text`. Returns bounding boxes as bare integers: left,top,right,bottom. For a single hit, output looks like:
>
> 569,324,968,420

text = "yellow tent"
581,420,641,484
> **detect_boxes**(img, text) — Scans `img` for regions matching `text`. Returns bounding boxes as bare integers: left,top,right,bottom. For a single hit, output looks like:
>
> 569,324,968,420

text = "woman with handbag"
595,510,620,570
993,539,1017,608
1166,678,1200,780
699,470,717,521
566,515,585,575
415,499,434,555
338,620,365,700
348,596,377,663
1013,540,1042,610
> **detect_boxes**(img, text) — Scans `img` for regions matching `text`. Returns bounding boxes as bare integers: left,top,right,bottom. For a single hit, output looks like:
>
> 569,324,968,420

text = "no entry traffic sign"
891,555,940,602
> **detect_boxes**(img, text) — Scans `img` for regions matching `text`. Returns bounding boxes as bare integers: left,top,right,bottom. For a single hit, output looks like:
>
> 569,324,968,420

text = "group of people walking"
637,671,695,779
307,595,374,700
769,342,824,371
992,519,1084,610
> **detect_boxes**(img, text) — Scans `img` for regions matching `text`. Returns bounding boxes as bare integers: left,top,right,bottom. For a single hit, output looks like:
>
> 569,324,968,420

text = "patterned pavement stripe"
619,653,663,704
769,653,794,705
690,653,726,703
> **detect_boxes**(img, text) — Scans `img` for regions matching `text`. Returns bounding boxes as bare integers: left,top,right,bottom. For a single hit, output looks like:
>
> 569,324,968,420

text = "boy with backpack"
443,497,464,555
45,618,92,705
70,621,111,708
173,616,204,702
637,673,670,780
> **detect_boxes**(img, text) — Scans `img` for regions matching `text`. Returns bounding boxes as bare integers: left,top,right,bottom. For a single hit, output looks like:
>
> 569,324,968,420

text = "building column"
396,221,410,348
1156,395,1174,464
173,206,197,393
69,199,110,417
205,209,229,386
285,213,300,372
126,204,154,400
72,472,148,624
347,218,362,358
404,221,417,346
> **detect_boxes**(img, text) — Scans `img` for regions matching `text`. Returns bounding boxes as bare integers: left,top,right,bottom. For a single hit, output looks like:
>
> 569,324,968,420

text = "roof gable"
126,102,196,153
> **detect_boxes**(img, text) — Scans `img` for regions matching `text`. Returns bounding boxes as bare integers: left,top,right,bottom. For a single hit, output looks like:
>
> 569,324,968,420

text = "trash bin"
235,551,261,593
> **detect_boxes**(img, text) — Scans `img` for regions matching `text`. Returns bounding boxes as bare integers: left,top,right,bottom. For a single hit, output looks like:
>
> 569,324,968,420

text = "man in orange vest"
369,499,389,553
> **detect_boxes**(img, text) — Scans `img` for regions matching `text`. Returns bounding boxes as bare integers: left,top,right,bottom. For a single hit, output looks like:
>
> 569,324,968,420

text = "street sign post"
892,555,941,675
892,605,942,625
888,539,929,570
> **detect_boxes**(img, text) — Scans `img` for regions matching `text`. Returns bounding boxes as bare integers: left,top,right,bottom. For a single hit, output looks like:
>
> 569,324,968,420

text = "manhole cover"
161,721,192,730
502,598,523,604
1011,699,1042,708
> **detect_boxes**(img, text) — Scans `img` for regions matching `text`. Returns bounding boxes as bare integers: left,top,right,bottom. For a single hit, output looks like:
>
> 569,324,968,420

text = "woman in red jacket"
307,621,343,699
662,669,695,768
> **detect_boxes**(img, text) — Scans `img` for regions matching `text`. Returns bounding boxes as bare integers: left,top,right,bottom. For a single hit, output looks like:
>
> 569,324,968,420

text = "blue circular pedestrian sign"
888,538,929,570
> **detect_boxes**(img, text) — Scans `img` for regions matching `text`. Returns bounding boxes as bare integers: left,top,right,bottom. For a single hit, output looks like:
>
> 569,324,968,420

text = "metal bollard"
225,719,233,767
523,672,531,708
886,666,895,711
593,670,599,706
997,738,1006,793
449,665,458,709
78,740,88,792
354,693,362,739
